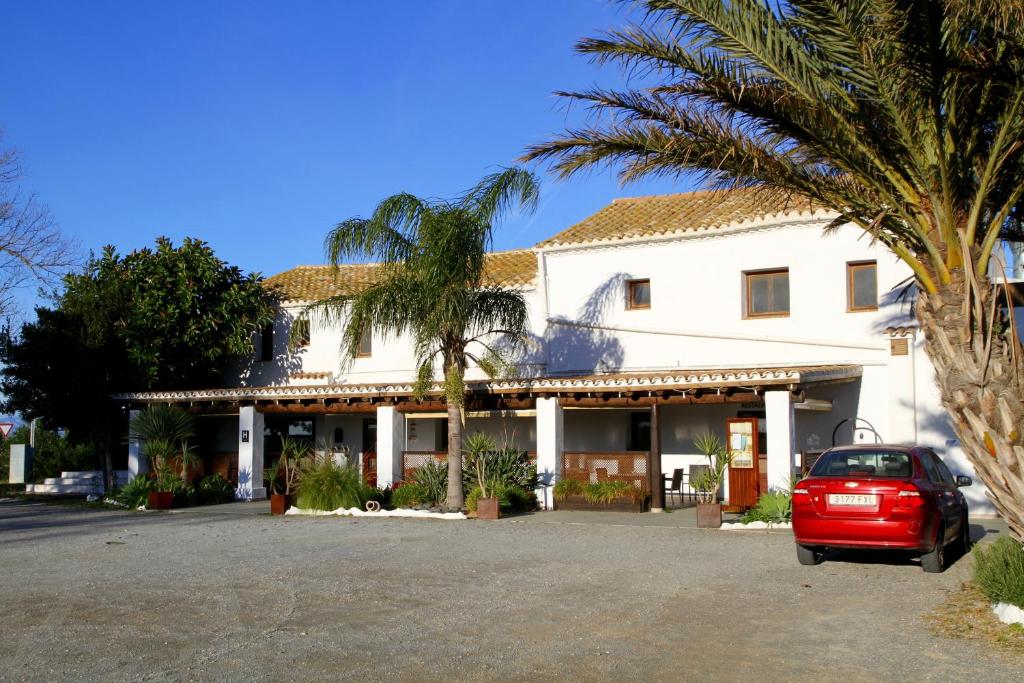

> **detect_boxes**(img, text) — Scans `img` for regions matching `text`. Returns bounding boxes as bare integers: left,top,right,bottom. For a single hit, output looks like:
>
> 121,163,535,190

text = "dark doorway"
628,411,651,451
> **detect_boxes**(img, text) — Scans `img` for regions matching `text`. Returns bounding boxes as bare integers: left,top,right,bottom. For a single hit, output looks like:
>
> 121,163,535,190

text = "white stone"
720,521,793,530
993,602,1024,626
285,506,466,520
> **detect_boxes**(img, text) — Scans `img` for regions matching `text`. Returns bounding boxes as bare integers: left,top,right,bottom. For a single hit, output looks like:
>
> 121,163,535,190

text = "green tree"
308,167,539,510
0,237,273,486
526,1,1024,541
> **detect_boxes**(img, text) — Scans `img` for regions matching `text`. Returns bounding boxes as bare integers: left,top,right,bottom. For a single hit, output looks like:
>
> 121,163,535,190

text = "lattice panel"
561,451,650,492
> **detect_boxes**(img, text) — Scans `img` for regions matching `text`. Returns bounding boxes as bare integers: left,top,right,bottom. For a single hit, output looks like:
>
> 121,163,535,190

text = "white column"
236,406,266,500
127,409,147,478
535,396,564,510
886,331,917,444
375,405,405,488
765,390,796,492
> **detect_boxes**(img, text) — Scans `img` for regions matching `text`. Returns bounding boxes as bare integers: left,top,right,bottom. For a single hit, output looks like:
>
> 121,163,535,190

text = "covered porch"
117,364,863,510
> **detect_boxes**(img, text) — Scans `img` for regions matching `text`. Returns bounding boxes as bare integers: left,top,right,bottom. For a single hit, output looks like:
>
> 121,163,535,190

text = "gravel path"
0,500,1019,682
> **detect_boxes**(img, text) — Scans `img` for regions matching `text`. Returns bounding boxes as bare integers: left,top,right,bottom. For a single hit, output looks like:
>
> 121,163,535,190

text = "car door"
921,450,960,543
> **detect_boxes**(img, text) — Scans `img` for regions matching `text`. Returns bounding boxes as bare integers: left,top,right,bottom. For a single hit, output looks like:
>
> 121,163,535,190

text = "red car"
792,445,971,572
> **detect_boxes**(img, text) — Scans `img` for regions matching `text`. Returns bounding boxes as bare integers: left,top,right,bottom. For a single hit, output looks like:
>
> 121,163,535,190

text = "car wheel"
921,524,946,573
796,544,823,566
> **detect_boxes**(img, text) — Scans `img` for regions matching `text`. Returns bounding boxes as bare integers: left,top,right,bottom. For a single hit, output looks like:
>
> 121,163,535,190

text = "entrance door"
725,417,760,511
361,418,377,487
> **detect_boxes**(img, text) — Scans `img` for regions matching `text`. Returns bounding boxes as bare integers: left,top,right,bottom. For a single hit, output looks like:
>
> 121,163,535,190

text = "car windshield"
810,450,913,478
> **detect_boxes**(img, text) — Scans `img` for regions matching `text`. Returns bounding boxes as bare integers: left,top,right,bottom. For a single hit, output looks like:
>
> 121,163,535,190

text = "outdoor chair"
664,468,685,507
596,467,609,482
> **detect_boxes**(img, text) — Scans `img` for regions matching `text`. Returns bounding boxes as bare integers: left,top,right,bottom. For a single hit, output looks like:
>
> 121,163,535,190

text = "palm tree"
524,0,1024,540
128,404,198,486
308,167,539,510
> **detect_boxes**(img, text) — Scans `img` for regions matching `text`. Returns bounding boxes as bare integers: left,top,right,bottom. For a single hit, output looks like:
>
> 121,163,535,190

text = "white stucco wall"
226,214,1002,515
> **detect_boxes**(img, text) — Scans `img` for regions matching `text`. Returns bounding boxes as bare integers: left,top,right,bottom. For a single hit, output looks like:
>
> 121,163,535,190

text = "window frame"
626,278,652,310
292,318,311,348
259,324,274,362
743,268,790,319
356,327,372,358
846,260,878,312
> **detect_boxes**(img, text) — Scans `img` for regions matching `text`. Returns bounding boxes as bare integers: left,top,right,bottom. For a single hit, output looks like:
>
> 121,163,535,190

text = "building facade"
120,189,1012,515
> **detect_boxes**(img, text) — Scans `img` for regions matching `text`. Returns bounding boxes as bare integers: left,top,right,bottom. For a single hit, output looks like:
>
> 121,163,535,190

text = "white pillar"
535,397,564,510
376,405,405,488
886,330,917,444
765,390,796,492
237,406,266,500
127,409,147,478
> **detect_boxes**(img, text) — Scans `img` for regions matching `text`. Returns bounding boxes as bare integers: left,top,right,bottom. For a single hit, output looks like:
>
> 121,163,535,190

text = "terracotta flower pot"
696,502,722,528
476,497,500,520
147,491,174,510
270,493,291,515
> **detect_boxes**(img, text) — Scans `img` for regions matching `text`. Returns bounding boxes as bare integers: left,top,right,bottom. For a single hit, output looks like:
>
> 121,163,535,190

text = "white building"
121,189,1005,515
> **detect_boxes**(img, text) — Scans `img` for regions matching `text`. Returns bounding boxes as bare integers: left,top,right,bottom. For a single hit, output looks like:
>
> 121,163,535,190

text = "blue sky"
3,1,692,313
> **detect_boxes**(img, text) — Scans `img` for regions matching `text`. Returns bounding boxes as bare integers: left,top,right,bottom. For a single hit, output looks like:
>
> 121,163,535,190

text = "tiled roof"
263,249,537,302
116,365,862,402
536,188,824,248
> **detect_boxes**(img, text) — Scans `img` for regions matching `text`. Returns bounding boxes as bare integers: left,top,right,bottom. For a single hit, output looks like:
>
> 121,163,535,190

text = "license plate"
828,493,878,507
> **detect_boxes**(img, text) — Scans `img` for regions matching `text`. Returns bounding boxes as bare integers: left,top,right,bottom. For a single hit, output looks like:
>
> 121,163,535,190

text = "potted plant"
267,436,309,515
129,405,196,510
467,433,500,519
692,432,732,528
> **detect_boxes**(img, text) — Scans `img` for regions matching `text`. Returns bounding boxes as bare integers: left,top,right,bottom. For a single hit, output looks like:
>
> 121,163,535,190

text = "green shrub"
391,481,429,509
466,483,537,513
296,460,372,511
115,474,154,508
503,485,537,512
462,446,537,492
973,537,1024,609
553,478,585,501
197,474,235,505
584,480,638,504
742,490,793,524
410,460,448,507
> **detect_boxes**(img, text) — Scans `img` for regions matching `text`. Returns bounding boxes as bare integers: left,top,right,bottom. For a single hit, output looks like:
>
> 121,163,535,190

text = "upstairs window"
357,327,372,357
744,268,790,317
626,279,651,310
847,261,878,311
259,324,274,362
292,318,310,348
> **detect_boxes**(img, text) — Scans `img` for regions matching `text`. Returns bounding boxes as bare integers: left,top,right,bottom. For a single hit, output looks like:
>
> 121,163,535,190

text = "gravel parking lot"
0,500,1019,682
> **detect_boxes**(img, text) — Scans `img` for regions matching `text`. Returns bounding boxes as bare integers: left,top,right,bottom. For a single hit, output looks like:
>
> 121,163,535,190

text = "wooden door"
725,417,760,511
362,418,377,488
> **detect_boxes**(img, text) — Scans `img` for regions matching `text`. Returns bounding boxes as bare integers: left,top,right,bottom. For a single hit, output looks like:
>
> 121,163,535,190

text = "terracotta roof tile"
264,249,537,302
536,188,823,248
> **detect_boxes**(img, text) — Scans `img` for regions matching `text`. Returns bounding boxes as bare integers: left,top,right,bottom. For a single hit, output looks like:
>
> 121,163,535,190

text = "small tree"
308,167,539,511
128,405,196,490
691,432,731,505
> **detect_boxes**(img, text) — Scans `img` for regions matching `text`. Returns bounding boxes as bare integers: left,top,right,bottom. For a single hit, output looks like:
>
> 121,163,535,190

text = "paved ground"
0,499,1019,682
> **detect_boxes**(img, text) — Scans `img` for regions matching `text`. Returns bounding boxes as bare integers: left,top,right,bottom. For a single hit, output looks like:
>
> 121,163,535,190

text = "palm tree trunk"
917,274,1024,542
445,401,464,511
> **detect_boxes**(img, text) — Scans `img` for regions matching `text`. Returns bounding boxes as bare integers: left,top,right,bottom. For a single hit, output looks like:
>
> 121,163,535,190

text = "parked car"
791,445,971,572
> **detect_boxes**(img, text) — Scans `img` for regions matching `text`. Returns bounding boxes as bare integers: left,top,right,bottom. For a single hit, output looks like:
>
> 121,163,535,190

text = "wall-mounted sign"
241,430,250,443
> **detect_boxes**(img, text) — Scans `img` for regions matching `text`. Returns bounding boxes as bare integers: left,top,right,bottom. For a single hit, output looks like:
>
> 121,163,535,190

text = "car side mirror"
956,475,972,487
